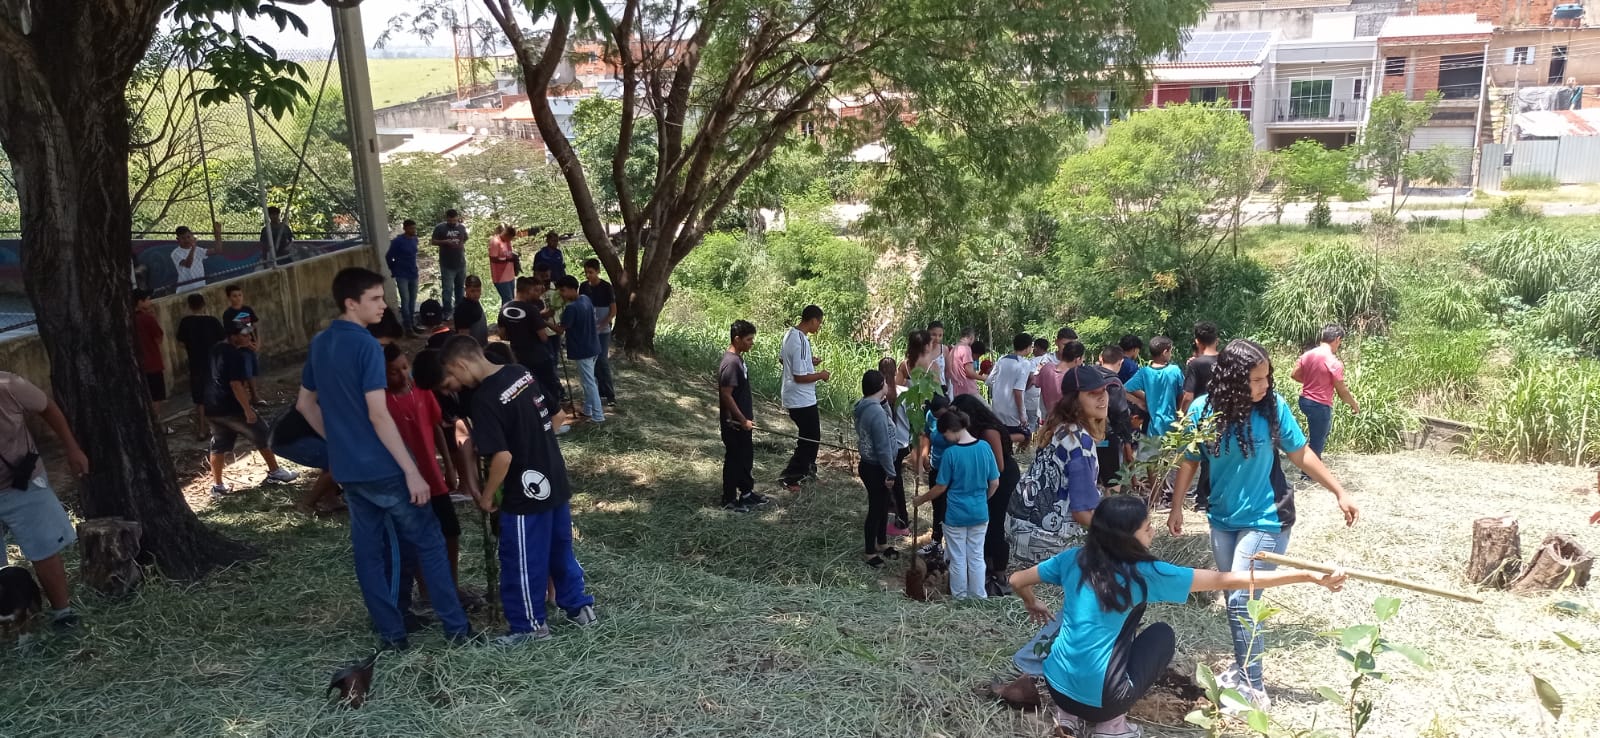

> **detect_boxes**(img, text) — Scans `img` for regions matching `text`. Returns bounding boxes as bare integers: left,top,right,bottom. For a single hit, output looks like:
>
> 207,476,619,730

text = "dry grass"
3,356,1599,737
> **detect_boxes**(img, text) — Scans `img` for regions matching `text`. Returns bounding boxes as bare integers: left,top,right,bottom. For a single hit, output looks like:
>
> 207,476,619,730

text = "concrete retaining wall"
0,245,379,399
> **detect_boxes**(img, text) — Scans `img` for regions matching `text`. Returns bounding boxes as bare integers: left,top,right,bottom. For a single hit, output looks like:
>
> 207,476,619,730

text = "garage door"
1409,126,1476,185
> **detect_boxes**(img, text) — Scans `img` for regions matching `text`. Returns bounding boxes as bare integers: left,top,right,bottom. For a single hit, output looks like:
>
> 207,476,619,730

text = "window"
1353,78,1365,99
800,120,816,138
1549,45,1569,85
1288,79,1333,119
1507,46,1534,65
1385,56,1406,76
1438,52,1485,99
1189,86,1224,103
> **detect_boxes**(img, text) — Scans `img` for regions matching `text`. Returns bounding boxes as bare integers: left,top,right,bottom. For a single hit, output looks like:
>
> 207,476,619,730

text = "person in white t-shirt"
777,305,830,491
927,321,948,393
1025,337,1051,430
170,225,207,294
988,333,1034,431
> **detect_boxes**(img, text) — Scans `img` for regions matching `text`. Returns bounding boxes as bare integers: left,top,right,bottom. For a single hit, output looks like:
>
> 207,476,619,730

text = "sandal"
863,555,886,568
880,547,901,560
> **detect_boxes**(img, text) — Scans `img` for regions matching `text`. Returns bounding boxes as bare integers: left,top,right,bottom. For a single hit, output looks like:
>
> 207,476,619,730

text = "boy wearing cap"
206,323,298,496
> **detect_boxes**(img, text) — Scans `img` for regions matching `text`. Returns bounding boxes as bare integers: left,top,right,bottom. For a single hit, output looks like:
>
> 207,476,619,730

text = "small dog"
0,565,43,644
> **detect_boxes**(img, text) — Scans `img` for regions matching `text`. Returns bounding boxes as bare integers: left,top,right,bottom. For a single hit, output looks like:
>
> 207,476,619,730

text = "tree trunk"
77,518,144,597
1509,534,1593,594
1466,516,1521,588
0,2,255,580
613,271,670,354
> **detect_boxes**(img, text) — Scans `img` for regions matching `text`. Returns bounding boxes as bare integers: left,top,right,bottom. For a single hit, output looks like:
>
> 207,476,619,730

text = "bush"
1486,194,1542,224
1465,227,1575,304
655,320,887,417
1410,280,1489,330
1307,201,1332,229
1262,240,1398,345
1502,174,1558,191
1475,357,1600,464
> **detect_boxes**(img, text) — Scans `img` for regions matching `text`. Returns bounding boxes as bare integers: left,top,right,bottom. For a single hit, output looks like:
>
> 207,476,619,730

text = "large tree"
0,0,319,578
392,0,1207,351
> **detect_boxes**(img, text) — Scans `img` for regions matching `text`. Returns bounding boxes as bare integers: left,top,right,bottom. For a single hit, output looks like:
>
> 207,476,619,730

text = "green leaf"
1246,598,1281,625
1195,662,1218,692
1340,624,1379,653
1354,700,1374,735
1555,631,1585,652
1377,640,1432,669
1246,709,1271,733
1316,686,1346,705
1551,600,1590,616
1184,709,1215,729
1219,688,1253,713
1532,673,1563,720
1372,596,1402,623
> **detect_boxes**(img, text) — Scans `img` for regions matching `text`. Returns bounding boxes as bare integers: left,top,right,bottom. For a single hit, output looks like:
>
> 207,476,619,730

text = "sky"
234,0,452,54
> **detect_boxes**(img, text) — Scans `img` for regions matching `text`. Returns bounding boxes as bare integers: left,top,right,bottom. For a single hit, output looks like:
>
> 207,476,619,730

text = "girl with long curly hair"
1010,496,1347,738
1167,339,1359,709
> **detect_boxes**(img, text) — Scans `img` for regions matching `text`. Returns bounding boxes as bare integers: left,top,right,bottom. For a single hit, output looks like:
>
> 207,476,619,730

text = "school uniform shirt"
947,344,978,398
468,365,571,516
718,350,753,425
923,410,952,468
935,439,1000,527
302,320,401,484
176,315,225,372
1038,549,1195,707
578,279,615,334
1294,344,1344,407
499,300,553,368
779,327,818,409
387,387,449,497
204,342,253,417
1126,363,1184,437
1184,393,1306,532
559,295,600,360
987,353,1032,427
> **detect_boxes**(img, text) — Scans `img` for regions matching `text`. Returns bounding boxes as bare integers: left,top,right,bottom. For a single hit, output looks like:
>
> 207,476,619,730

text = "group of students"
720,308,1366,738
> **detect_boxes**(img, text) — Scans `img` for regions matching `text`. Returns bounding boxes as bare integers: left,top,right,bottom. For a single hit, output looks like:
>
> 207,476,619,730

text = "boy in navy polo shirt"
440,335,597,646
296,267,472,649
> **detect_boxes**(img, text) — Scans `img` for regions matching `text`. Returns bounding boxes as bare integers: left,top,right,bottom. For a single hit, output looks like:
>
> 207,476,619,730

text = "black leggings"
858,461,891,555
890,447,910,526
1046,604,1176,723
984,457,1020,574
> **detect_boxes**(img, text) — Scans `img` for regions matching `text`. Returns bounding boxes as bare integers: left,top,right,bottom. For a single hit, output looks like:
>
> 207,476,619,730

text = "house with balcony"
1141,30,1278,147
1264,13,1378,149
1376,14,1494,183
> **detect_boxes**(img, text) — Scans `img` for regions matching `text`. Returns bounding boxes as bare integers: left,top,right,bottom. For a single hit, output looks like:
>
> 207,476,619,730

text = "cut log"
76,518,143,597
1467,516,1521,588
1509,534,1593,595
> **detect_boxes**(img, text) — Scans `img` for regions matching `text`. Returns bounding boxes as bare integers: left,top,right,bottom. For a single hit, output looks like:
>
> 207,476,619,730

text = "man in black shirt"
499,276,564,413
454,276,489,345
1180,320,1221,409
440,336,596,645
431,208,469,319
176,293,224,438
578,258,618,406
1094,344,1137,490
221,284,265,406
718,320,760,511
206,324,297,497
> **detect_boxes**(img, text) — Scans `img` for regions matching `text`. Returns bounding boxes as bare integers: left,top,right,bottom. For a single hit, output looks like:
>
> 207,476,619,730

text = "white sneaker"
1091,723,1141,738
492,623,551,647
568,604,598,627
266,468,299,483
1221,684,1271,715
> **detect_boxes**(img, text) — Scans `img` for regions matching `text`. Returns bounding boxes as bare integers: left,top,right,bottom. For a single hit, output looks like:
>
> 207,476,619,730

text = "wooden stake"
1252,551,1483,603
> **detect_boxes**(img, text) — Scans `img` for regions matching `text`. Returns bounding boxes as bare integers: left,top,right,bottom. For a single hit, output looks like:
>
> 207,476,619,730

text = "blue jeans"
493,280,514,303
439,267,466,315
575,356,604,421
499,504,594,632
394,278,418,330
343,476,470,642
1298,397,1333,459
595,331,615,401
1013,609,1065,677
1209,527,1292,690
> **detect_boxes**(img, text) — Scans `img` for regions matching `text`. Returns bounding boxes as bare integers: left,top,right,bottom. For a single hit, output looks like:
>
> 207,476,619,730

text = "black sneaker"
737,492,770,507
50,609,80,632
403,610,430,634
722,500,751,513
446,629,487,647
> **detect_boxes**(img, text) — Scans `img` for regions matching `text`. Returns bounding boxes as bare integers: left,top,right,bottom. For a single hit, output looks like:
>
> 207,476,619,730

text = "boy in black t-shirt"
222,284,266,407
176,293,225,439
498,276,563,409
206,324,298,496
718,320,760,511
439,336,596,645
454,276,489,345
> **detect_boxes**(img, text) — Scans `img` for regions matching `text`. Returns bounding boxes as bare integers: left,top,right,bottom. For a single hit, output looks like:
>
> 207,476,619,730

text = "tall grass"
1474,357,1600,465
656,320,888,417
1262,240,1398,345
1409,280,1490,330
1501,174,1559,191
1465,227,1577,304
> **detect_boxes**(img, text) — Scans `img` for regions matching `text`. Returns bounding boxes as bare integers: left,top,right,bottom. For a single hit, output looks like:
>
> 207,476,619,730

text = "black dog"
0,565,43,643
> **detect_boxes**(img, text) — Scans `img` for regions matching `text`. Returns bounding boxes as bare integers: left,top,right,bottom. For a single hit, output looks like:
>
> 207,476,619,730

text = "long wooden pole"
1253,552,1483,604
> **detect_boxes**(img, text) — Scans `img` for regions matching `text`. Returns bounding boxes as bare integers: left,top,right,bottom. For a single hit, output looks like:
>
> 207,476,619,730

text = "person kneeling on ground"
440,336,597,646
207,323,298,497
1010,496,1347,738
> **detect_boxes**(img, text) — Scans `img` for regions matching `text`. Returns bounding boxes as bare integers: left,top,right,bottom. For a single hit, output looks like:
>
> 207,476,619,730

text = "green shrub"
1465,227,1575,304
1525,288,1600,350
1475,357,1600,465
1486,194,1541,224
1502,174,1558,191
1307,201,1332,229
656,320,887,417
1262,240,1399,345
1410,280,1489,330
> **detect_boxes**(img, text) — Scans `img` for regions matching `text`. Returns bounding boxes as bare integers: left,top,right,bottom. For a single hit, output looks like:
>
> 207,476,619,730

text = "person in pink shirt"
947,327,984,399
1290,324,1360,464
488,224,518,303
1037,340,1085,421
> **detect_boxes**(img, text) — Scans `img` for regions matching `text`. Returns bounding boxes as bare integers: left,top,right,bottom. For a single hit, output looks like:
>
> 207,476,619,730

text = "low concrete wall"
0,245,379,399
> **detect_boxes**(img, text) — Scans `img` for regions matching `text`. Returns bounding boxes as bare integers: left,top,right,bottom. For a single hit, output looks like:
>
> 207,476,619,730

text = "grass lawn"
3,355,1598,737
368,58,457,109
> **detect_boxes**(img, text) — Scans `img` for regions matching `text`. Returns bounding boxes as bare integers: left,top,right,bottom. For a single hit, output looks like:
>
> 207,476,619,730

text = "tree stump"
77,518,143,597
1509,533,1593,595
1466,516,1521,588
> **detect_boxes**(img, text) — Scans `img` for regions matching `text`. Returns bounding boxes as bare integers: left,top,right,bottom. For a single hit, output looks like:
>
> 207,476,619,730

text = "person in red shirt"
132,289,170,433
384,343,465,610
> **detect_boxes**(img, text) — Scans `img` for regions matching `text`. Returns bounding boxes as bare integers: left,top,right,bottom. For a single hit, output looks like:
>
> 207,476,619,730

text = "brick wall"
1379,41,1488,97
1409,0,1557,26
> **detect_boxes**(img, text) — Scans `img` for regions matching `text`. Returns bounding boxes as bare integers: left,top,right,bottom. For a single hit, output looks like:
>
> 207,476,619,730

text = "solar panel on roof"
1159,30,1272,65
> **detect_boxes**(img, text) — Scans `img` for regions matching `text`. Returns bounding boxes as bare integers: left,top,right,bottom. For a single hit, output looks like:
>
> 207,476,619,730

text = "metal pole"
236,12,275,269
331,2,397,302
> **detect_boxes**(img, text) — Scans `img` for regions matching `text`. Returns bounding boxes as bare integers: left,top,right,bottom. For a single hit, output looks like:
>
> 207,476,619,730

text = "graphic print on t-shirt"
520,469,552,501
